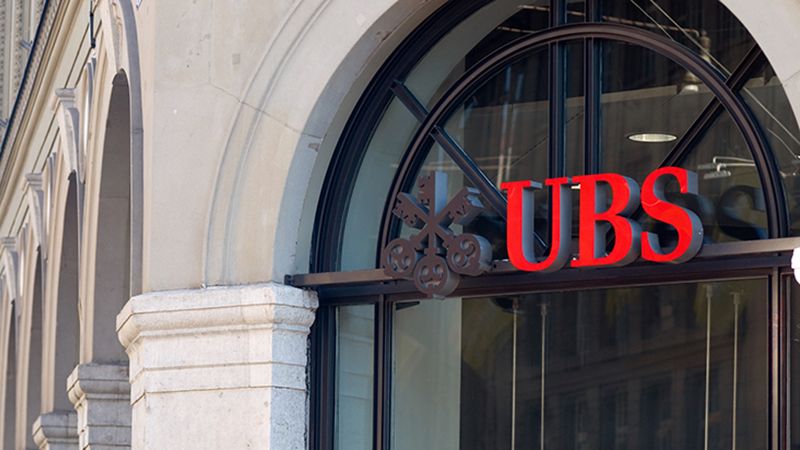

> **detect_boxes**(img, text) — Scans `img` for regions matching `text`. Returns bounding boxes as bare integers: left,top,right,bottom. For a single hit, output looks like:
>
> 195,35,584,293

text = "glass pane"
340,98,418,270
680,112,767,242
739,62,800,235
567,0,586,23
392,299,463,450
405,0,551,108
392,279,768,450
443,47,550,186
601,0,755,76
334,305,374,450
600,41,713,182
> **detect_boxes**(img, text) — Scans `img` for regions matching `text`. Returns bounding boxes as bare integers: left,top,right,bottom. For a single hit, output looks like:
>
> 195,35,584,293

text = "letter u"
501,177,572,272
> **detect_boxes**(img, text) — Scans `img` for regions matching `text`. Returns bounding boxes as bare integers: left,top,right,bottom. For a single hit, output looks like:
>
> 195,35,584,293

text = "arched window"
295,1,800,449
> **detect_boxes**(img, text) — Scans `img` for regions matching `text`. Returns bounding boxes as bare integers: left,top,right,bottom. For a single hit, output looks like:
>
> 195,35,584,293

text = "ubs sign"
381,167,703,297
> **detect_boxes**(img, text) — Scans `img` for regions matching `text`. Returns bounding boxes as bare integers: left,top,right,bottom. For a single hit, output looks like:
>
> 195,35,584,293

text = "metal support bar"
584,0,601,174
549,42,566,177
658,45,766,170
288,236,800,291
549,0,567,177
390,81,429,123
314,254,787,301
431,127,507,219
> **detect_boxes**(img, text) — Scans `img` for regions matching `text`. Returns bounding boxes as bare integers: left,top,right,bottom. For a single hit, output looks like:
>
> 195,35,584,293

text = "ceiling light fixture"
627,132,678,143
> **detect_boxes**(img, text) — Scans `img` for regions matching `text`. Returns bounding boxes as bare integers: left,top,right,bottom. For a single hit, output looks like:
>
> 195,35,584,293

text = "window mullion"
549,0,567,178
584,38,601,175
310,306,336,450
584,0,602,175
373,298,390,450
549,43,566,178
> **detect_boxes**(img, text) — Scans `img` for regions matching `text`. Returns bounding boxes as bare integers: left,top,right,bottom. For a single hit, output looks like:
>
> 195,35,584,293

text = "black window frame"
292,1,800,449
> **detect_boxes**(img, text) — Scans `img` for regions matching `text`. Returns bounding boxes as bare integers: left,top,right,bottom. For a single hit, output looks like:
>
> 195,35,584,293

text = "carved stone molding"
0,238,19,302
3,0,60,162
32,411,78,450
25,173,47,258
77,56,96,184
67,363,131,449
52,89,82,178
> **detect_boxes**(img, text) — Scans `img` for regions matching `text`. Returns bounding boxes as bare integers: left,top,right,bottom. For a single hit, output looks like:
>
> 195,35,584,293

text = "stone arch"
90,0,143,296
203,0,448,284
14,226,43,450
81,71,131,364
0,281,15,450
41,155,79,413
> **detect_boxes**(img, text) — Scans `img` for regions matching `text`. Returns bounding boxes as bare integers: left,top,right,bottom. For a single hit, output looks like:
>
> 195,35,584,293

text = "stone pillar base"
33,411,78,450
67,363,131,449
116,283,317,450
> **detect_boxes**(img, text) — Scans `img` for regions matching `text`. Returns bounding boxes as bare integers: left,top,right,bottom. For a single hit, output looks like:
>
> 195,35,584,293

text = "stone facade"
0,0,790,448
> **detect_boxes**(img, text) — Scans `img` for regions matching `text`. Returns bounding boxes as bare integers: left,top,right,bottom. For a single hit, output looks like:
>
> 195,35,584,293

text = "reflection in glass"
392,279,768,450
600,41,712,180
340,99,418,270
740,62,800,235
444,48,550,187
680,112,766,242
392,300,463,450
601,0,755,75
405,0,551,108
334,305,374,450
599,41,768,243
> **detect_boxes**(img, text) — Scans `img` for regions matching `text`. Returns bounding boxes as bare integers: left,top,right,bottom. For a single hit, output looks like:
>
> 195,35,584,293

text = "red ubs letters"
500,167,704,272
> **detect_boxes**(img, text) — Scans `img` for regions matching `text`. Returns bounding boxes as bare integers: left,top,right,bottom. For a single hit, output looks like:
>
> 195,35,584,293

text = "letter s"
641,167,704,263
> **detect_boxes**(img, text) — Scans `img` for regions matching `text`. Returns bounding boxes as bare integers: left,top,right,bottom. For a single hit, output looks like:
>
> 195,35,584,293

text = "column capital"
66,363,131,449
32,411,78,450
66,363,129,406
116,282,318,449
117,283,318,349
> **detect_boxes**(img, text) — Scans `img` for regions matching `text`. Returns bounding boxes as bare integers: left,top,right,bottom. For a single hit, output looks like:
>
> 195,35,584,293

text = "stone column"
116,283,317,450
66,363,131,449
32,411,78,450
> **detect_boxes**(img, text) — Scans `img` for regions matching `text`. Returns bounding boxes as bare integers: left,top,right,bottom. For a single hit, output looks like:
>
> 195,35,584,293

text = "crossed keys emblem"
381,171,493,297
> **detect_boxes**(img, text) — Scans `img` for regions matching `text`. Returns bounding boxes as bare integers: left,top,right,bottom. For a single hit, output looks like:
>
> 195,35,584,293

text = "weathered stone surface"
33,411,79,450
117,282,317,450
67,363,131,449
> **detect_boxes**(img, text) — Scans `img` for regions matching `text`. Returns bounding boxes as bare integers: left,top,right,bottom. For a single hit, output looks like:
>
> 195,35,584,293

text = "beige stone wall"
133,0,447,291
